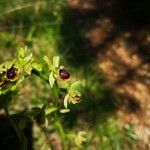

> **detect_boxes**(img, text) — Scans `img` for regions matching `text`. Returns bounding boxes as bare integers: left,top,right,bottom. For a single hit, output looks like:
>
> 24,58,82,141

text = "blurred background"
0,0,150,149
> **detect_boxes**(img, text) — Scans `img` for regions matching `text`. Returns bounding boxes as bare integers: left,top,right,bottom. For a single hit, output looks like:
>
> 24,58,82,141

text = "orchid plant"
0,47,86,150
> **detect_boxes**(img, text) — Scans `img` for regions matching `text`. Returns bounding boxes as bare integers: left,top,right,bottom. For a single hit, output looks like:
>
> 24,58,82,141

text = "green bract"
53,56,59,68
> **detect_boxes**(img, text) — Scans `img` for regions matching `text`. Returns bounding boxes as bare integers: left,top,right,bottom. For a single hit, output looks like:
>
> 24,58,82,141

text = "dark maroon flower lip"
59,69,70,80
6,66,18,80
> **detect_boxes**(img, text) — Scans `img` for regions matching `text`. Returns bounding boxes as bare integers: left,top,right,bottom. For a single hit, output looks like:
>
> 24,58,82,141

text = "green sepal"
53,56,59,68
24,63,33,75
49,72,55,87
43,56,54,71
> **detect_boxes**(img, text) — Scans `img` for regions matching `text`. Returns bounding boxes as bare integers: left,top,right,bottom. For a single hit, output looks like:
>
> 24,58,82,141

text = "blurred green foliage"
0,0,138,149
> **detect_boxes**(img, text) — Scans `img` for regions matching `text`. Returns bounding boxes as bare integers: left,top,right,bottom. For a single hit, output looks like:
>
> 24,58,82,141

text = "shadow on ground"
58,0,150,148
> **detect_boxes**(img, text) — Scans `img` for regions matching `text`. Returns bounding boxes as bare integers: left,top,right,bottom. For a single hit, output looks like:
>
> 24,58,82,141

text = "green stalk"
33,69,68,149
52,86,67,150
54,116,67,150
32,69,49,84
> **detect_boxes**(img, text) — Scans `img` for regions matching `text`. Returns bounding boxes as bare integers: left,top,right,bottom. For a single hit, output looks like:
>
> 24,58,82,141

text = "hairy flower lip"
6,66,19,81
74,95,82,102
59,68,70,80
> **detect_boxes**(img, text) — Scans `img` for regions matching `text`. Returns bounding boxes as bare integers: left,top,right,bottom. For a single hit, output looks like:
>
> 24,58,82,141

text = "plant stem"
32,69,67,149
52,85,67,150
32,69,49,84
55,117,67,150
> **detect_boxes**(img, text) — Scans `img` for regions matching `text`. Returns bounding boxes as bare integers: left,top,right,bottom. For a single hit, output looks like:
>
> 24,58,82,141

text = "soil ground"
66,0,150,149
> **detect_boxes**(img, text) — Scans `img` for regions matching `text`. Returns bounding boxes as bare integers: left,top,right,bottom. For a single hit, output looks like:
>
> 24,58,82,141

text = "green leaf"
64,94,69,108
49,72,55,87
45,107,57,115
32,63,42,72
53,56,59,68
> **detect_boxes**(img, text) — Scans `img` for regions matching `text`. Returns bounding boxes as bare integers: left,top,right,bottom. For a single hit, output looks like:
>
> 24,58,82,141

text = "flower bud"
36,113,46,126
